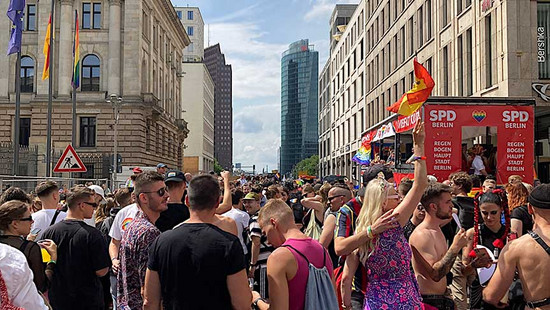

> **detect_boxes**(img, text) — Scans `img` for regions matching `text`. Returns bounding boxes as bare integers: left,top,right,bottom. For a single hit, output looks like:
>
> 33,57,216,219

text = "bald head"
329,186,352,200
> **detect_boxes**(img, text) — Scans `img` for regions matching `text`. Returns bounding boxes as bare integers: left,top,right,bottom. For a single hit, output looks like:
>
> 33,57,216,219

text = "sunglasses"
82,201,98,208
18,216,33,222
387,194,401,200
328,195,345,202
416,204,425,211
481,210,499,216
141,187,168,197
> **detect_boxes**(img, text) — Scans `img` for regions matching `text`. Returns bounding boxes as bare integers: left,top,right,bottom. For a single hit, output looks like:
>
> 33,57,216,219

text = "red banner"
425,105,534,184
393,110,421,133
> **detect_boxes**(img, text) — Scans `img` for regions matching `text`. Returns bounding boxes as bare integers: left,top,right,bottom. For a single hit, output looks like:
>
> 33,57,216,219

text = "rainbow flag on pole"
387,58,434,116
71,10,80,88
42,14,52,80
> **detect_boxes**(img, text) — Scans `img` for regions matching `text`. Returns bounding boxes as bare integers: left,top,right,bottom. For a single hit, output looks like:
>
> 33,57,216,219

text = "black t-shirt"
155,203,190,232
41,220,111,310
511,205,533,235
453,196,476,230
148,223,246,310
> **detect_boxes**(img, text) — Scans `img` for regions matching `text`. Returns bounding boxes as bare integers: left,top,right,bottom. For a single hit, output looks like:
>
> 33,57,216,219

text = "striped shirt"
248,214,273,266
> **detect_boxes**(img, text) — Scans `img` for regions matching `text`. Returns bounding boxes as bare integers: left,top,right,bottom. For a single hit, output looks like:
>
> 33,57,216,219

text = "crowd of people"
0,122,549,310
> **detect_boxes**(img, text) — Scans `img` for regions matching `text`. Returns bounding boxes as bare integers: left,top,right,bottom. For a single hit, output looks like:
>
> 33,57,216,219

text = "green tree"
292,155,319,178
213,158,224,174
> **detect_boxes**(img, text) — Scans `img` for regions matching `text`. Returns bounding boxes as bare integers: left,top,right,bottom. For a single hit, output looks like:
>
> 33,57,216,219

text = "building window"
426,0,432,39
187,26,194,36
20,56,34,93
458,34,464,96
418,7,423,45
81,54,100,91
80,117,96,147
26,4,36,31
187,10,193,20
484,14,494,88
408,17,414,56
441,0,449,27
538,3,550,79
82,3,101,29
466,29,473,95
442,45,449,95
176,11,182,19
17,118,31,146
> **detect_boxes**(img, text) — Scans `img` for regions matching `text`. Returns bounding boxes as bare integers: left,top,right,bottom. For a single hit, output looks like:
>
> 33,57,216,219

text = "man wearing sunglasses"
118,171,169,309
320,185,352,267
41,186,111,310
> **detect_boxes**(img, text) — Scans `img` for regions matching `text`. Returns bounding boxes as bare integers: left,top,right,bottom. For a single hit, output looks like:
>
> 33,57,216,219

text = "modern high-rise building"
204,44,233,170
280,39,319,175
319,0,550,182
0,0,190,179
175,7,215,173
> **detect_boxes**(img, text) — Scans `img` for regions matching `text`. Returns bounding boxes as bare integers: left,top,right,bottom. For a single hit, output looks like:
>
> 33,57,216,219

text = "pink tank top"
283,238,334,310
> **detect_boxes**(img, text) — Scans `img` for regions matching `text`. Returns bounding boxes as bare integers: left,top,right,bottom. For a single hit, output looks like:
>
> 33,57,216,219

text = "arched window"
20,56,34,93
81,54,100,91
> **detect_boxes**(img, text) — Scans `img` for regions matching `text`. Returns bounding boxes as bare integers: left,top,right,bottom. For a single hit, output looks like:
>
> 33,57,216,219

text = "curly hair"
506,183,529,210
0,187,31,205
449,171,473,194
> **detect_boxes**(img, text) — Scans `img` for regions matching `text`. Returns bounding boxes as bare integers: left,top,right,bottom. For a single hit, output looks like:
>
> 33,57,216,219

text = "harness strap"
526,231,550,309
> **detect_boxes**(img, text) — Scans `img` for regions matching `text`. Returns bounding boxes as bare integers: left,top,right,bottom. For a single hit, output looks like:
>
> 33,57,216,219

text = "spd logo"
502,111,529,122
429,110,456,122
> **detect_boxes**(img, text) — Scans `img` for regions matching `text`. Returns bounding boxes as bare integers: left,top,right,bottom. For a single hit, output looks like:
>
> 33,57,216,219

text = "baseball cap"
242,192,260,200
133,167,143,173
157,163,167,169
87,185,105,200
164,170,185,183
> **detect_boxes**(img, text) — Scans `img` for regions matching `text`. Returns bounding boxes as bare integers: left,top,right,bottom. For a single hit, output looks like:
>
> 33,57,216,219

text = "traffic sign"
53,144,87,173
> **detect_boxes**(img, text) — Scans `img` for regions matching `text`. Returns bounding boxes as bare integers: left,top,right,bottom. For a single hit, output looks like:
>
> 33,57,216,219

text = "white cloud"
207,22,287,99
304,0,359,22
233,103,281,172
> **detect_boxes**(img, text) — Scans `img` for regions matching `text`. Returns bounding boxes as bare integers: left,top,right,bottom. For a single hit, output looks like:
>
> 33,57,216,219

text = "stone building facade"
0,0,190,178
320,0,550,182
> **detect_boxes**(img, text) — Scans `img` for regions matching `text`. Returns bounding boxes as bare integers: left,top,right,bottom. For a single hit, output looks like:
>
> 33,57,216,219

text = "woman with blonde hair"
342,122,428,310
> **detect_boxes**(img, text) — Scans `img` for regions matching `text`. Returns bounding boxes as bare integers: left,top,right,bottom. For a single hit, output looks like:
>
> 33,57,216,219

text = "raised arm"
216,171,232,214
300,198,325,214
394,122,428,227
410,228,468,282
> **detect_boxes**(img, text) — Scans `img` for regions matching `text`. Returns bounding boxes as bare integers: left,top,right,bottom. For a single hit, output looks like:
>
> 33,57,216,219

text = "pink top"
283,238,334,310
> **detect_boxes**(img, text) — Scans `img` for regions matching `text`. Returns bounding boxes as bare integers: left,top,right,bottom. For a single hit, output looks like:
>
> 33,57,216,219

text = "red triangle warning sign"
53,145,87,173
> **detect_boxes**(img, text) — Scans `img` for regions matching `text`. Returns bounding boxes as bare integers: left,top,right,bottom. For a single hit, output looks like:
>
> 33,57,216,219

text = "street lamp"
106,94,122,189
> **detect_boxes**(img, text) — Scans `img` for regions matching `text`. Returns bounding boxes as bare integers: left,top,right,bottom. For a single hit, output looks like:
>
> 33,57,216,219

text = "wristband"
406,155,427,164
47,260,56,264
367,226,374,239
252,297,265,309
111,257,118,261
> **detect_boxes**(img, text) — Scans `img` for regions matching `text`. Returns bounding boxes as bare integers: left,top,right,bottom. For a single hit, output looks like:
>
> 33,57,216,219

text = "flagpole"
13,51,21,175
71,10,77,147
45,0,54,177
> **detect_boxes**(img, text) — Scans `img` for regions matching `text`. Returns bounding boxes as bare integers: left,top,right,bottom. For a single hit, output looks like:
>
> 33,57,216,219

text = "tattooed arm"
410,228,469,282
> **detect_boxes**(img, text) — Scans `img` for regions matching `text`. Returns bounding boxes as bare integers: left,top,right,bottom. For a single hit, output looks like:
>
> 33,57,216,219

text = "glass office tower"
280,39,319,175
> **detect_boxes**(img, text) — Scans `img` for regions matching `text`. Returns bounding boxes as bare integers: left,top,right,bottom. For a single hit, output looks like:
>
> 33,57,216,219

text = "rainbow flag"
42,14,52,80
71,10,80,88
387,58,434,116
353,137,372,165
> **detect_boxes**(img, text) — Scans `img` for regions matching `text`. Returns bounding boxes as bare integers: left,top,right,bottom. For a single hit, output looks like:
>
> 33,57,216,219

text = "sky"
171,0,357,173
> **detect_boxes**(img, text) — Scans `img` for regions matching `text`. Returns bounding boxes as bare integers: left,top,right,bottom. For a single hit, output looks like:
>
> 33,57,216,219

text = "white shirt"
31,209,67,239
108,203,139,241
0,243,48,309
222,207,250,254
472,155,486,175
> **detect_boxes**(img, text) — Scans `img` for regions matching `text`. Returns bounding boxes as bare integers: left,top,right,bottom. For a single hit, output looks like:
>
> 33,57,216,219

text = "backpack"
283,244,339,310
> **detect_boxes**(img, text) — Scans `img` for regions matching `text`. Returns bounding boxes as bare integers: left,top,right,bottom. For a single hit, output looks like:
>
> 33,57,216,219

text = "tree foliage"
213,158,224,174
292,155,319,178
